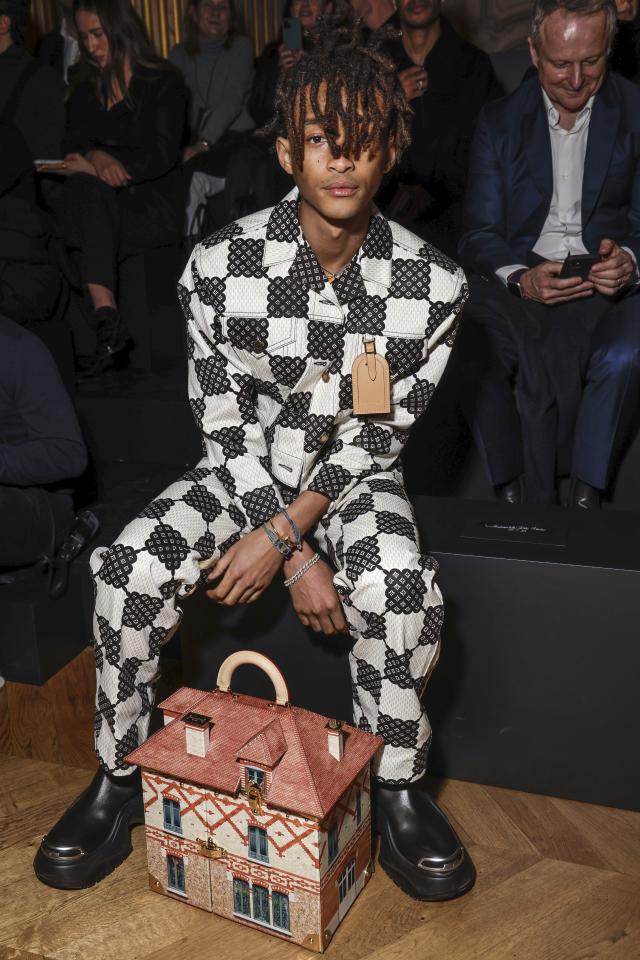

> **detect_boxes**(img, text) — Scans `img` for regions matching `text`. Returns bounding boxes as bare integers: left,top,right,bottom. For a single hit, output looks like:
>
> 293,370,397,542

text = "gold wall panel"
30,1,533,57
30,0,287,59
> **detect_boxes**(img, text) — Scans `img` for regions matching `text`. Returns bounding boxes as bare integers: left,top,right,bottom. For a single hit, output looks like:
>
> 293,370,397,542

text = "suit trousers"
458,278,640,502
89,462,443,785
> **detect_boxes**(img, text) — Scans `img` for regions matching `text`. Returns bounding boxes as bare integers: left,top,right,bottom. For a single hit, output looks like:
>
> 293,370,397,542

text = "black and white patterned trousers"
90,463,443,784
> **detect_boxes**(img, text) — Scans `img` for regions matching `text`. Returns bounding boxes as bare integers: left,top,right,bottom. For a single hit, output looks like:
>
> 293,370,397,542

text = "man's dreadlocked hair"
264,11,412,168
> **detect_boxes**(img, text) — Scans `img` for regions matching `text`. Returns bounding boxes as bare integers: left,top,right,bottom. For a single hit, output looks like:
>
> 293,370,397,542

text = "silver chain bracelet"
283,552,320,587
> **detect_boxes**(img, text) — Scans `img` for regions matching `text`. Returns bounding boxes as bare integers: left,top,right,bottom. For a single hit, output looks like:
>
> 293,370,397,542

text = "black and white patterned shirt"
178,188,467,528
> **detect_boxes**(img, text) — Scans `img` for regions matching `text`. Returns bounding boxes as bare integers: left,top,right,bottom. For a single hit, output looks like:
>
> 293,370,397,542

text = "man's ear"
383,138,398,175
528,36,539,69
0,14,12,37
276,136,295,175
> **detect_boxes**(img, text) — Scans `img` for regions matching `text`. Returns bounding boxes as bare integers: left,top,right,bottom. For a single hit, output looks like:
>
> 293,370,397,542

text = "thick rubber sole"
33,794,144,890
378,854,476,903
377,829,477,902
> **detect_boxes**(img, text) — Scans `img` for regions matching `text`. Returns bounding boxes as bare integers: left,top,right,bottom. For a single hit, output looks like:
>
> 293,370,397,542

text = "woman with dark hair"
169,0,254,238
47,0,186,373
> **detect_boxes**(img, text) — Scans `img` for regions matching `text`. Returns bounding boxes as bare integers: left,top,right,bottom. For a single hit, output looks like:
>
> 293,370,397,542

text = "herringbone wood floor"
1,751,639,960
1,651,639,959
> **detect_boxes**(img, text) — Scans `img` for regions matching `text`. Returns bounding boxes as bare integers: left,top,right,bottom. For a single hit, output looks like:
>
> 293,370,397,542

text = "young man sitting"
34,15,475,902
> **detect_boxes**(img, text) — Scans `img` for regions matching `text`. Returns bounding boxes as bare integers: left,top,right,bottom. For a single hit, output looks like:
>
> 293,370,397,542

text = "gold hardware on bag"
352,338,390,415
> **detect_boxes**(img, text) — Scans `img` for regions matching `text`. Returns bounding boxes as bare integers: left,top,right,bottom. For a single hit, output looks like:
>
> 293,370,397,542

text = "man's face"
276,87,396,225
616,0,639,22
290,0,331,31
349,0,394,30
196,0,230,40
396,0,442,30
529,9,609,117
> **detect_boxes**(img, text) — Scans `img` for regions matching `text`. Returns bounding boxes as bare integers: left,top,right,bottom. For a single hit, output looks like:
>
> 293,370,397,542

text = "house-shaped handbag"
126,650,383,952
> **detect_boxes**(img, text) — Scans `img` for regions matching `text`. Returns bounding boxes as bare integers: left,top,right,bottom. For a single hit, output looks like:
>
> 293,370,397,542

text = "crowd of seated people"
1,0,639,514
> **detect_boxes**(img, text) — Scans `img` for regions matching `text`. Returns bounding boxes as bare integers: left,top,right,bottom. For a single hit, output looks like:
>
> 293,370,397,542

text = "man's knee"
348,553,436,616
90,539,154,599
591,337,640,379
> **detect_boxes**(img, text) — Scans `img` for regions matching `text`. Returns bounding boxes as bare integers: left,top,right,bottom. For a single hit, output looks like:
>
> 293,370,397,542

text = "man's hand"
285,548,348,636
206,527,283,606
278,43,304,70
519,261,594,304
588,238,636,295
398,65,428,101
88,150,131,187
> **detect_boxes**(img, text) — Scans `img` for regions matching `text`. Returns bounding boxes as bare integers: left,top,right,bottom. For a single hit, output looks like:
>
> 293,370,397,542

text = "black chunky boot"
374,776,476,901
33,767,144,889
77,307,129,379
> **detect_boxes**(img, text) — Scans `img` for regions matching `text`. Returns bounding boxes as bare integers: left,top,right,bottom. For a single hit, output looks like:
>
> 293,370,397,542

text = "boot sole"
378,847,477,902
33,795,144,890
376,825,477,902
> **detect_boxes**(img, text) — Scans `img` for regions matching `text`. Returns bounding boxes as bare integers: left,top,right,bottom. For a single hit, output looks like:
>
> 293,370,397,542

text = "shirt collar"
262,187,394,299
542,88,594,132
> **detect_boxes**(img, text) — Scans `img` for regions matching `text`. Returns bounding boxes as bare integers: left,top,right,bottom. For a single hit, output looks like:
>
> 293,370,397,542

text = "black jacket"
0,315,86,487
382,18,502,204
63,65,187,240
0,43,65,161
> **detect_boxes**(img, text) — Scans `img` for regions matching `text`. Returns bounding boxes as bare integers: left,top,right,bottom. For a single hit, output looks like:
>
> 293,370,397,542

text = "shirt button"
319,433,330,444
322,370,330,383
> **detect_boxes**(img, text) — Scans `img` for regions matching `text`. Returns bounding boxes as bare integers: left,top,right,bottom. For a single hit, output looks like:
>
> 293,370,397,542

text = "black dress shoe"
33,767,144,889
569,478,602,509
374,776,476,901
494,477,523,504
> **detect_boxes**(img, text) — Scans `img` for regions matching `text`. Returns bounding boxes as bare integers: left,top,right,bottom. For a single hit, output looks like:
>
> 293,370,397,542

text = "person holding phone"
212,0,334,226
248,1,334,131
48,0,185,376
458,0,640,508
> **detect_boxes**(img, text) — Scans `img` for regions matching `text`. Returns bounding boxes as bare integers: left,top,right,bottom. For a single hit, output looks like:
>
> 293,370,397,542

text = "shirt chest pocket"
377,301,429,379
220,314,298,357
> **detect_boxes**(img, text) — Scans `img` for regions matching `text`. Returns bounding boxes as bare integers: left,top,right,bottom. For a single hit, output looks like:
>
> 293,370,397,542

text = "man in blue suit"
458,0,640,506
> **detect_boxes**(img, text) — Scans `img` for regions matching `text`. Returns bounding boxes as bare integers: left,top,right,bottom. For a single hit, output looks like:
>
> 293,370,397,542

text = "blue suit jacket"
458,73,640,277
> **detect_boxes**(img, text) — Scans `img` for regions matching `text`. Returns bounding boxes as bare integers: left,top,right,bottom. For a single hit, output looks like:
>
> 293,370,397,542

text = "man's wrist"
507,268,528,298
283,540,315,574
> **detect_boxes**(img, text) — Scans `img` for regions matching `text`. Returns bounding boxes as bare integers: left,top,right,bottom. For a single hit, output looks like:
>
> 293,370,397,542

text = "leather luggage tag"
352,339,390,415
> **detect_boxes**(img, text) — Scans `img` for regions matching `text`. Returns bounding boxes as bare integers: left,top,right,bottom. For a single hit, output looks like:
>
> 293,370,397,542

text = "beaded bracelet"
261,522,293,560
283,552,320,587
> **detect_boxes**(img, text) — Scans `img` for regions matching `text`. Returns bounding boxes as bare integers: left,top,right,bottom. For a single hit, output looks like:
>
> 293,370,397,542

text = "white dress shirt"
497,90,595,283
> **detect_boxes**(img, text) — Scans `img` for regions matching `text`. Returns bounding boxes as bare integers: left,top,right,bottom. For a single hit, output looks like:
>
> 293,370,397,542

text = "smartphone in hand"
34,159,66,172
558,253,601,280
282,16,303,51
